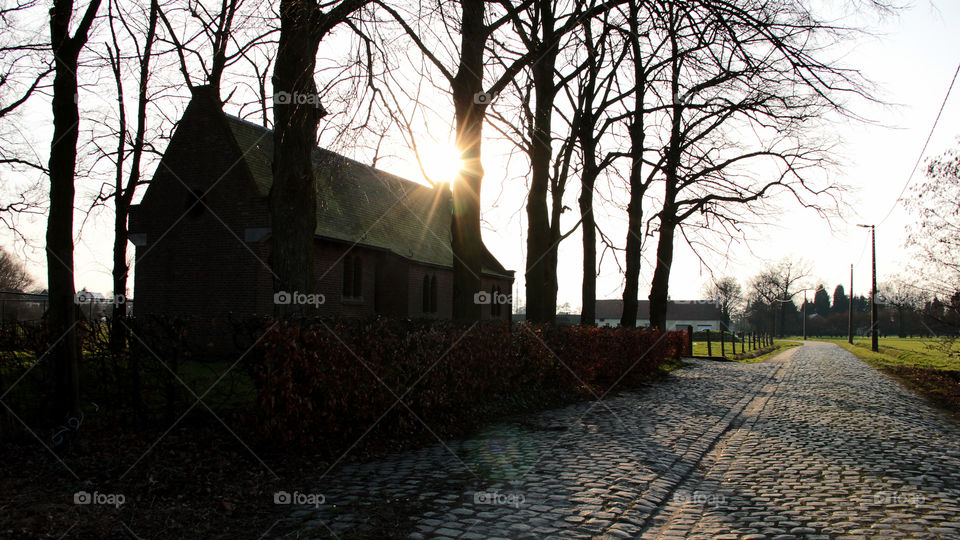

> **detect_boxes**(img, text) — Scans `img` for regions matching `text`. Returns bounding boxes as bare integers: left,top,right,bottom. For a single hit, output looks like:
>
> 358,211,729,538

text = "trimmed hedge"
253,319,686,447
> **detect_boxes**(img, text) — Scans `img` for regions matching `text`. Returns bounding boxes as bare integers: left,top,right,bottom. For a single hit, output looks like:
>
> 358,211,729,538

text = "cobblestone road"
290,342,960,539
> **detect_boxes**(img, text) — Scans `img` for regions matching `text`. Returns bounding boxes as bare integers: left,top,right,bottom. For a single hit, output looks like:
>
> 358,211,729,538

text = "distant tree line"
733,257,960,338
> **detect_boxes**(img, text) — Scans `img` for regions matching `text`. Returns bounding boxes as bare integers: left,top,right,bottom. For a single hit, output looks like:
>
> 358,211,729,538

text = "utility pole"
802,291,807,340
858,224,879,352
848,263,854,344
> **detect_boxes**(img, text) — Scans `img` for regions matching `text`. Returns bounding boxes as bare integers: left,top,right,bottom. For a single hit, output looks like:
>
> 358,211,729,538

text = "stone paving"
289,342,960,538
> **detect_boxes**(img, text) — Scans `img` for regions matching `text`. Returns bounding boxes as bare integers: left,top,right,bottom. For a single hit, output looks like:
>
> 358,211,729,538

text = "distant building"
128,86,513,320
0,290,48,321
595,299,723,330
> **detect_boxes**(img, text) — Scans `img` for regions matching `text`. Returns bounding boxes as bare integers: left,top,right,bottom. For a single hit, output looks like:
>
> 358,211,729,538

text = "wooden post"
720,329,726,358
706,329,712,357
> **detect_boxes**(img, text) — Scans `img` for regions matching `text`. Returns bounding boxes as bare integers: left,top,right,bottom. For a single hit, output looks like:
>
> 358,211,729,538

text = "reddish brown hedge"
252,319,684,447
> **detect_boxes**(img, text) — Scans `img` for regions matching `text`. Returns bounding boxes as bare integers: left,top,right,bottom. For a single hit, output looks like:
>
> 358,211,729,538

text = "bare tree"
269,0,369,304
747,258,811,336
0,246,33,291
100,0,160,353
905,142,960,298
48,0,102,421
618,0,665,327
703,276,743,330
572,15,629,325
637,0,876,331
0,1,50,236
504,0,612,324
879,276,927,338
157,0,278,98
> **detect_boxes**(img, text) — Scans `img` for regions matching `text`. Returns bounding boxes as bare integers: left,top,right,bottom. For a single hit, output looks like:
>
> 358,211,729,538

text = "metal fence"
0,290,132,321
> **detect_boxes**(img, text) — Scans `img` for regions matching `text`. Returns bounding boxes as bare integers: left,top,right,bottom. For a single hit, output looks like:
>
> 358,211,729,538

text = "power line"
877,59,960,226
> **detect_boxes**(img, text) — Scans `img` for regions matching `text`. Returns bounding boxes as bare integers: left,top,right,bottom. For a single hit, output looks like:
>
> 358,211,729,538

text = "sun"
420,141,465,186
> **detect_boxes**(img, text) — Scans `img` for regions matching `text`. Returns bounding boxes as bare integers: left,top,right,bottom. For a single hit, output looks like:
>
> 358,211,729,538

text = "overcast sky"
2,0,959,313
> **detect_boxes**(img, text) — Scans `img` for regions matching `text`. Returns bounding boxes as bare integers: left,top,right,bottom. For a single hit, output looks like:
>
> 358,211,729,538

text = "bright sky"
2,1,959,313
463,1,960,310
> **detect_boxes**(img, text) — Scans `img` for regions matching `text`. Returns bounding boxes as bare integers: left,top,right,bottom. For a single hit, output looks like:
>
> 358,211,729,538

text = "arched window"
422,275,431,313
422,274,438,314
343,256,362,299
342,256,353,297
352,257,362,297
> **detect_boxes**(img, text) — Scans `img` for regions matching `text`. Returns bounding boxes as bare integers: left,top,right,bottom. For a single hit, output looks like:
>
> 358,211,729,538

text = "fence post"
706,329,712,357
720,329,725,358
685,325,693,356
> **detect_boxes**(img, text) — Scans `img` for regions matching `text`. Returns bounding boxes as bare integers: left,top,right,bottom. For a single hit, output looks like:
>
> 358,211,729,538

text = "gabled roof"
595,299,723,321
210,97,510,277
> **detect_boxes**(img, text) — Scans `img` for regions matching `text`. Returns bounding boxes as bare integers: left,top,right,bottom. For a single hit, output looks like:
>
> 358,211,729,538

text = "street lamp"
848,264,854,345
857,224,879,352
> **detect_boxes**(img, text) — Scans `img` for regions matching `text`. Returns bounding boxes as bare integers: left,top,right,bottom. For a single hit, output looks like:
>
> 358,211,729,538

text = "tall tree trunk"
579,166,597,326
620,139,644,327
647,217,676,330
525,7,558,324
48,0,101,422
647,6,683,332
270,0,324,305
111,0,158,355
620,0,647,328
449,0,488,321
